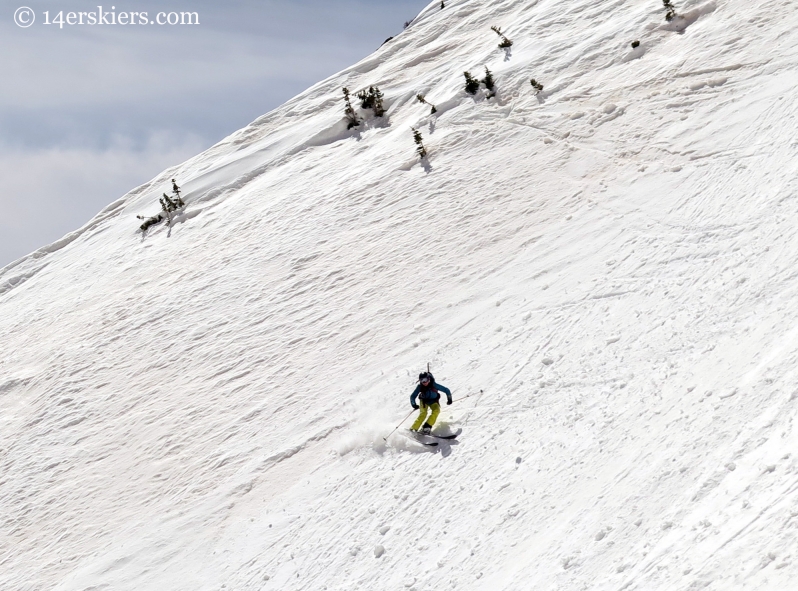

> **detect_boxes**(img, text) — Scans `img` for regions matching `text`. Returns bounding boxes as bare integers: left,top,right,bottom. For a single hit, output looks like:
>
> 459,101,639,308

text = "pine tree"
440,1,445,8
356,86,385,118
491,26,513,49
342,87,361,129
357,87,374,110
160,193,178,213
138,183,184,232
171,179,184,207
416,94,437,115
371,86,385,117
482,67,495,91
412,128,427,159
663,0,677,21
530,78,544,93
464,71,480,95
158,194,175,226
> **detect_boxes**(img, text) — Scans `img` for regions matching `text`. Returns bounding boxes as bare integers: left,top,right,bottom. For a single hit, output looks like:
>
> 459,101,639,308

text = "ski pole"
383,408,416,442
455,389,483,403
462,389,484,427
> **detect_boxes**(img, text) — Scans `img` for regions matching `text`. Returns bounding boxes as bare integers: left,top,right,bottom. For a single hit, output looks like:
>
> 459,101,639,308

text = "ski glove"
446,399,452,405
412,403,419,410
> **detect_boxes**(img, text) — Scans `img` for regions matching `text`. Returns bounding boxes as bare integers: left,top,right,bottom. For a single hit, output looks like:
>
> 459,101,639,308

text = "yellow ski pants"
411,402,441,431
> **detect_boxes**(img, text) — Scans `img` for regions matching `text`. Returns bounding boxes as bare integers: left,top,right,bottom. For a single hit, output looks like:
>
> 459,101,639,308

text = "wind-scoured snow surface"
3,0,798,589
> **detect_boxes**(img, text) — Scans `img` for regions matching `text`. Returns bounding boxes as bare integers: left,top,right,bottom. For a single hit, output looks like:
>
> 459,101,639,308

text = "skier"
410,372,452,435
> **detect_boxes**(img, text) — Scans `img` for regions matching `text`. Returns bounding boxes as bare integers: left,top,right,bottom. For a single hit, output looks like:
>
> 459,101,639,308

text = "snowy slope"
3,0,798,589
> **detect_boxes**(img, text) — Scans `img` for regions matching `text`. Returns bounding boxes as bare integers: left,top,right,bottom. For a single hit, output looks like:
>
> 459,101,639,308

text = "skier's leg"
410,403,429,431
424,403,441,429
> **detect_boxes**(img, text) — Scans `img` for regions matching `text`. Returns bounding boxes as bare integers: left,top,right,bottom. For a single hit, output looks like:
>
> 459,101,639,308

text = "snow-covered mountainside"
3,1,798,589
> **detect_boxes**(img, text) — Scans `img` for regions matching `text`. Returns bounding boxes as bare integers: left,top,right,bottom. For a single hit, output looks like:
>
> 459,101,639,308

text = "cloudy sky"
0,0,429,268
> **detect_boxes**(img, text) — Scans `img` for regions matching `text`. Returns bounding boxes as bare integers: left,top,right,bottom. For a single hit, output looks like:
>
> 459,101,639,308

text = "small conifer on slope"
416,94,437,115
137,179,185,231
342,87,361,129
464,71,481,95
482,68,495,91
171,179,184,207
412,128,427,159
663,0,678,21
463,69,497,97
356,86,386,117
160,193,178,214
158,191,184,226
491,26,513,49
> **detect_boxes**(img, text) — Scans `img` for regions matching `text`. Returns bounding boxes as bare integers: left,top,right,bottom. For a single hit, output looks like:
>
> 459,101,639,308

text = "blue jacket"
410,382,452,407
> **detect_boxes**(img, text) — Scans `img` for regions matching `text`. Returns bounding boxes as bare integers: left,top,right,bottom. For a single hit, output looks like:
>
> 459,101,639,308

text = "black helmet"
418,371,434,384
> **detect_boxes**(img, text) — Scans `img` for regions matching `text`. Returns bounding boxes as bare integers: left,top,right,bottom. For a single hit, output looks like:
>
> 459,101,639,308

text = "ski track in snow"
3,0,798,590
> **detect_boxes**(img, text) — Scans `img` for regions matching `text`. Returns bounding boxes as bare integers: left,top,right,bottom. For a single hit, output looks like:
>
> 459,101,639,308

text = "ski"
400,431,438,447
426,428,462,440
400,428,461,446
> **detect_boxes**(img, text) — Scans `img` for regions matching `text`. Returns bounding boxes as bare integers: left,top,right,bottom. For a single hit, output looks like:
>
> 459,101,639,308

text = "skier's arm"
410,386,421,408
436,384,453,404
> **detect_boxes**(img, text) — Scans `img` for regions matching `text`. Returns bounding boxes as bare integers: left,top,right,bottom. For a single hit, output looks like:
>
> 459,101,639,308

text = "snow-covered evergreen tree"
357,86,386,118
342,87,361,129
491,25,513,48
663,0,678,21
464,71,480,95
416,93,437,115
412,128,427,159
482,67,495,92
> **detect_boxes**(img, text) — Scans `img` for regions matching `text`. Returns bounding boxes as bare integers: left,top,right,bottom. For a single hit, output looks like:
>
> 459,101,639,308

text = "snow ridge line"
253,423,347,475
